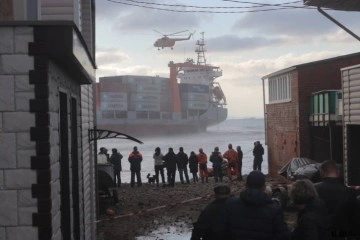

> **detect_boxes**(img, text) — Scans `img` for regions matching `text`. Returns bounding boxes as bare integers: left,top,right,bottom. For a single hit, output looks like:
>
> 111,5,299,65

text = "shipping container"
129,102,161,112
181,92,210,101
100,76,126,84
100,81,127,92
115,111,127,119
183,100,209,110
101,110,115,119
100,102,128,111
101,92,127,102
179,83,210,93
129,93,160,103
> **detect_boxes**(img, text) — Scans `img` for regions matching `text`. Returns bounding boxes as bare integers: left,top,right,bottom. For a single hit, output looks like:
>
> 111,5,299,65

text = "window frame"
268,74,291,104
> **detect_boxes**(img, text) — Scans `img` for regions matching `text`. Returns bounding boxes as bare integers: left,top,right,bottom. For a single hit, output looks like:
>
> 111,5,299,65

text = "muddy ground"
96,176,296,240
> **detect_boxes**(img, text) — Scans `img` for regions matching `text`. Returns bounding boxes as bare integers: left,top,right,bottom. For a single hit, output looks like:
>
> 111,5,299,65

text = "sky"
95,0,360,119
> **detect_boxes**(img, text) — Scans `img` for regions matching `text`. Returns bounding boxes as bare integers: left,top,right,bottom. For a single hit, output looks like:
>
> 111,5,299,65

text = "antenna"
195,32,207,65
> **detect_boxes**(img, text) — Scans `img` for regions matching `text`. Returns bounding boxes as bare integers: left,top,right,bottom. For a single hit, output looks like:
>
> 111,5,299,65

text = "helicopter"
153,30,193,50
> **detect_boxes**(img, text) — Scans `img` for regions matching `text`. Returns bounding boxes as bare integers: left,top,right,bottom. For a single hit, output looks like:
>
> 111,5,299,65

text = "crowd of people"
191,161,360,240
97,141,265,188
98,144,360,239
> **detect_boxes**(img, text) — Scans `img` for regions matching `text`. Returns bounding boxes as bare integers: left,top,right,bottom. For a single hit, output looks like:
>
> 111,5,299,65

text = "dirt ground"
96,176,295,240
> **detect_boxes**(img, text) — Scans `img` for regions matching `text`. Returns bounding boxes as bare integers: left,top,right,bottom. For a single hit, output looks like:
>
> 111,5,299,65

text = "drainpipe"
93,84,99,220
317,7,360,42
328,121,333,161
262,78,267,145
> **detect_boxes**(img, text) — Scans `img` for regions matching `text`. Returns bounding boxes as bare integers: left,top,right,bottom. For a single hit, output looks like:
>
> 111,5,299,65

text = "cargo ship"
95,33,227,135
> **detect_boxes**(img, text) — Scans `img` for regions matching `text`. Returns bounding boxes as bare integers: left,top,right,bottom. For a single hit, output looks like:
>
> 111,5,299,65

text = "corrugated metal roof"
304,0,360,11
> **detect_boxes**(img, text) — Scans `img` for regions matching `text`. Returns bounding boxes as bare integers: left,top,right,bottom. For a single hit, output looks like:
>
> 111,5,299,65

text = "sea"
99,118,268,183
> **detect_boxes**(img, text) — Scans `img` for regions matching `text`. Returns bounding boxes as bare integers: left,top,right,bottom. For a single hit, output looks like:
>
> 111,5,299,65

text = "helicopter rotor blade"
167,30,189,36
153,29,166,36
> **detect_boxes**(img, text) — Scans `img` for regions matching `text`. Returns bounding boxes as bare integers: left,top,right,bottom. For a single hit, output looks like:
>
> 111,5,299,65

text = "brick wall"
266,71,299,177
0,26,38,240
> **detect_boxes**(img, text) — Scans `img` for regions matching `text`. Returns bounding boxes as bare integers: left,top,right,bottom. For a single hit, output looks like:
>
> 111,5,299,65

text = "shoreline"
97,179,245,239
96,175,293,239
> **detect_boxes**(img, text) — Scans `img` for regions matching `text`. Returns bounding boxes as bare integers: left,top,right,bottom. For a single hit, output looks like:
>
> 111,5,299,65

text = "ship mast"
195,32,207,65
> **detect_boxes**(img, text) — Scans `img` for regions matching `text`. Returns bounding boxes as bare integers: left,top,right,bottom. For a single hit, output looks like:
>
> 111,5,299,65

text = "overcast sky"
95,0,360,118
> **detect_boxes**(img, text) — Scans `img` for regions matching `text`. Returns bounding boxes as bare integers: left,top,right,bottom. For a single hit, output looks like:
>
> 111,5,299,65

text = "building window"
269,74,291,103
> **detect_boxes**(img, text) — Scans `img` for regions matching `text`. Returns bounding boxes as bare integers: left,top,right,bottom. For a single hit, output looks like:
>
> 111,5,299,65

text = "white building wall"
40,0,81,29
81,84,96,240
0,24,96,240
341,64,360,185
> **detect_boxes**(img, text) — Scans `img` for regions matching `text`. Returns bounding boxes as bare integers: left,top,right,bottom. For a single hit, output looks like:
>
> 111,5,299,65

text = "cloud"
323,28,360,44
113,10,207,33
96,0,132,21
96,47,169,79
218,51,344,86
233,8,360,38
96,48,131,67
97,0,212,33
205,34,286,52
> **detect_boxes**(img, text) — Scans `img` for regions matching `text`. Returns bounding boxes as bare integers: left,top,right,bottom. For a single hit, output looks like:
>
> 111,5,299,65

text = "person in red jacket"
197,148,208,183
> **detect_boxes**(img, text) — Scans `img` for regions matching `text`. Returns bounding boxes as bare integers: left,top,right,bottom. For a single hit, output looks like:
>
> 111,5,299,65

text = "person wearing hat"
290,179,331,240
98,147,109,164
128,146,143,187
191,184,231,240
224,170,290,240
110,148,123,187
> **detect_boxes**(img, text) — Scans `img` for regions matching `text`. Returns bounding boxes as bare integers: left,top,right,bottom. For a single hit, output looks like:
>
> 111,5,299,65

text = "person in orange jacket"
223,144,239,181
197,148,208,183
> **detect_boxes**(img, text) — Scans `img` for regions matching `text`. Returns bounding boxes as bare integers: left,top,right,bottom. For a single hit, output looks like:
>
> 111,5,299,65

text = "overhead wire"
105,0,319,14
108,0,303,9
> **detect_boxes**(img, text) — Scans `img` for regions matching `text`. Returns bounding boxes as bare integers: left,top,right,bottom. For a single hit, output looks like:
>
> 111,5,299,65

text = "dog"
147,173,156,184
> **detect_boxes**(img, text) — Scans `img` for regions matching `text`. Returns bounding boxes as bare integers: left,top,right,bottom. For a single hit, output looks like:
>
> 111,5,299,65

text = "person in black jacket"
189,151,199,183
191,184,231,240
210,147,223,183
177,147,190,184
253,141,264,171
128,146,143,187
163,148,177,187
110,148,123,187
236,146,243,180
315,160,359,239
224,170,290,240
290,179,331,240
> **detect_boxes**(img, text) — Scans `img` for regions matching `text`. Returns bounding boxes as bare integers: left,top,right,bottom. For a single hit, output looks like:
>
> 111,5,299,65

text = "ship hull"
97,106,227,136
